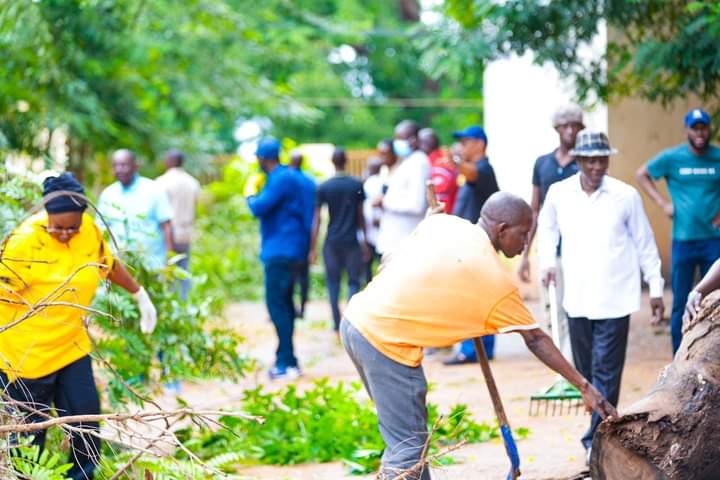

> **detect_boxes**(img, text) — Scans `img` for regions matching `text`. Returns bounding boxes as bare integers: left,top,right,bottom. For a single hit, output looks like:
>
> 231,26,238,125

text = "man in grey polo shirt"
518,105,584,361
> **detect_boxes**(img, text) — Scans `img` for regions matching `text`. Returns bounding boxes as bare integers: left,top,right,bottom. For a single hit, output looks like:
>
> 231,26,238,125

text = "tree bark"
591,291,720,479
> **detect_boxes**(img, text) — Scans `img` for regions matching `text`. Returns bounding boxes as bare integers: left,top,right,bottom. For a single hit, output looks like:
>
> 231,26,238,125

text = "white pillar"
483,32,608,201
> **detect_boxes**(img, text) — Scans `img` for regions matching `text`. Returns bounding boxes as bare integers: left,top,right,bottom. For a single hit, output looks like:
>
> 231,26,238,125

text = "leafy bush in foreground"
175,379,527,475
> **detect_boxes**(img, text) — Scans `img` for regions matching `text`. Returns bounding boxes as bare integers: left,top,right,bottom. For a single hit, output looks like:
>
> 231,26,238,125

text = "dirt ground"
175,288,674,480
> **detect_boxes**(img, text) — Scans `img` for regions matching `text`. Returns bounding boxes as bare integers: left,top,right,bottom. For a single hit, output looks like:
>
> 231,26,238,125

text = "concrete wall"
608,98,697,276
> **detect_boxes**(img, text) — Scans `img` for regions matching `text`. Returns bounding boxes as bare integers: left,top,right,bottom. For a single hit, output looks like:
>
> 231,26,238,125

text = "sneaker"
268,365,301,381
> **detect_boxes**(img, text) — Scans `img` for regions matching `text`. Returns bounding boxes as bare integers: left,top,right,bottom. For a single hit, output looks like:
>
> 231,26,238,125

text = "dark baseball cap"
452,125,488,144
684,108,711,128
256,137,281,160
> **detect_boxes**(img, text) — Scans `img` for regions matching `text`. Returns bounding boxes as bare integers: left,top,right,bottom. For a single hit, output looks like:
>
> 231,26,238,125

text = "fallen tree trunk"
591,291,720,479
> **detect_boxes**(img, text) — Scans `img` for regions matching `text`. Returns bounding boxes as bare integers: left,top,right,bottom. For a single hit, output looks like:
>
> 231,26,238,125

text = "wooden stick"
471,338,510,426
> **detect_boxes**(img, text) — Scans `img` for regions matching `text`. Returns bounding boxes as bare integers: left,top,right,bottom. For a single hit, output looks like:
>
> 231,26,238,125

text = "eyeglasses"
45,226,80,235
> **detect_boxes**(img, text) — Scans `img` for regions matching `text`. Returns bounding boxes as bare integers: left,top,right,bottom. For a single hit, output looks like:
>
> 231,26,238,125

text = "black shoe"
443,354,476,365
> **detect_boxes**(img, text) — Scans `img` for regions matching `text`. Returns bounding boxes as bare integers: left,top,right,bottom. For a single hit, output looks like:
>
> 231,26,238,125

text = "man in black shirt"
310,148,369,333
452,125,500,224
518,105,584,283
517,104,584,364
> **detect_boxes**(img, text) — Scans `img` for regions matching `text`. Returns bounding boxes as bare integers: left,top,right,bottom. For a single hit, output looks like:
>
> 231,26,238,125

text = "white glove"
132,287,157,334
684,290,703,323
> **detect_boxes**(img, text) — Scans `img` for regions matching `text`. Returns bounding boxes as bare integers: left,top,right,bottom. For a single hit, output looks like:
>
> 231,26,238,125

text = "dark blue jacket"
295,170,317,255
247,165,306,262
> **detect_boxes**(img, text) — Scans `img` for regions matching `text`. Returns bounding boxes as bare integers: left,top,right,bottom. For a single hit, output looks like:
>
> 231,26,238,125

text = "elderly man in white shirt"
538,131,665,461
375,119,430,256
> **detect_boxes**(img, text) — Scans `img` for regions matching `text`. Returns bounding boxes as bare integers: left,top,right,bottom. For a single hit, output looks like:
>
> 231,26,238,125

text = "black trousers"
1,355,101,480
323,242,364,331
290,260,310,319
567,315,630,450
364,243,380,284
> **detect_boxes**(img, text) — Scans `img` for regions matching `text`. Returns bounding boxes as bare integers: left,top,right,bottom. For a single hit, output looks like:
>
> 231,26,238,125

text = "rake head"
529,379,585,416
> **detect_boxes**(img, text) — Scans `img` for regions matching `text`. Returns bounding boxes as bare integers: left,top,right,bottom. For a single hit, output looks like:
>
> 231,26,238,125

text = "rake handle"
472,337,510,426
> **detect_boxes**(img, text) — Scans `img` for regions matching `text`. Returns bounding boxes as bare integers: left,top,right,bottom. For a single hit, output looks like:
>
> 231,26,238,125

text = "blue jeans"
1,356,101,480
459,336,495,361
264,258,298,368
568,315,629,450
324,242,364,331
670,238,720,354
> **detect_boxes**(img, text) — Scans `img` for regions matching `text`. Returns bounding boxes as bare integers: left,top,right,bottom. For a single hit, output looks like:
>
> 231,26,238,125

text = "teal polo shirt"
647,144,720,241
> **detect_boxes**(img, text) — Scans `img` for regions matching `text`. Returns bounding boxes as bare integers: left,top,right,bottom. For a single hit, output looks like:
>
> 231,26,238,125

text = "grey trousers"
341,318,431,480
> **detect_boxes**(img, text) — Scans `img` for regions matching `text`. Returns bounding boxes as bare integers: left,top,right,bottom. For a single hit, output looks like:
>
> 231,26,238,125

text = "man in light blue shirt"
98,149,174,270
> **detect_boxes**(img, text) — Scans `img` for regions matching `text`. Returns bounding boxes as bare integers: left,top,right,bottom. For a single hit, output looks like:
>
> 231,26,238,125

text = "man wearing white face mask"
375,119,431,257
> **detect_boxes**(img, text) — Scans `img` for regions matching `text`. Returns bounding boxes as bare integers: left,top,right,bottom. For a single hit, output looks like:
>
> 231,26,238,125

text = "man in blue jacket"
247,137,306,380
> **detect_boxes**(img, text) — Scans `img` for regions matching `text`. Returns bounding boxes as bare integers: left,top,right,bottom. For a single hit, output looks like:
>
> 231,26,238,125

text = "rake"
529,282,584,416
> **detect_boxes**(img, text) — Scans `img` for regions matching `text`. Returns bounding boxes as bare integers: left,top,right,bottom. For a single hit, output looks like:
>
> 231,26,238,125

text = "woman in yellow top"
0,173,157,480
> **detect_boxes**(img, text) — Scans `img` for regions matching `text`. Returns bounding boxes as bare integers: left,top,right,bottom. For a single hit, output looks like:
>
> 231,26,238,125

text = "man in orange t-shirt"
341,192,615,480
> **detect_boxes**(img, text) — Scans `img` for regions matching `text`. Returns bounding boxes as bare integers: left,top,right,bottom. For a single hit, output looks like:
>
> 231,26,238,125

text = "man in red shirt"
419,128,458,214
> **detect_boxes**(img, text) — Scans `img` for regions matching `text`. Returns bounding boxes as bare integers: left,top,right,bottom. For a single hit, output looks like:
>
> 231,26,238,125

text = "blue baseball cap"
452,125,488,144
684,108,711,128
256,137,281,160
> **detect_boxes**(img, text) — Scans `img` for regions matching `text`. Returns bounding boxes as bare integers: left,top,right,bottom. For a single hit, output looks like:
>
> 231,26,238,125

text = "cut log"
591,291,720,479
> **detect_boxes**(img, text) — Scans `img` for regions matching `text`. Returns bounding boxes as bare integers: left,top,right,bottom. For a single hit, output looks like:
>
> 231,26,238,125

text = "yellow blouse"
0,212,114,380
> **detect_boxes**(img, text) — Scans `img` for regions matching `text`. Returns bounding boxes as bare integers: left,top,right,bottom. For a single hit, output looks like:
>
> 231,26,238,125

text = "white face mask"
393,139,412,158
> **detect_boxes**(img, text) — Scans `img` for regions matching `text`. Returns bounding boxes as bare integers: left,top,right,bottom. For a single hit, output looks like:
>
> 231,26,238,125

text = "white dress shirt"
538,174,664,320
363,174,384,247
376,150,430,255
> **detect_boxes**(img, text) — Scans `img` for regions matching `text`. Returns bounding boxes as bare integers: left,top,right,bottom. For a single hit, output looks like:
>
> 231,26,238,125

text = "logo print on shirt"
679,167,716,176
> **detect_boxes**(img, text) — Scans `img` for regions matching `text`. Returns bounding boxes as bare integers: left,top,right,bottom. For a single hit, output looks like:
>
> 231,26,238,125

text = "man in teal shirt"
636,108,720,353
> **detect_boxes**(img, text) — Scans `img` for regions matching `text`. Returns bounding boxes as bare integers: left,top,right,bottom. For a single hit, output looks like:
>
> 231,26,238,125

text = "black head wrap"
42,173,87,214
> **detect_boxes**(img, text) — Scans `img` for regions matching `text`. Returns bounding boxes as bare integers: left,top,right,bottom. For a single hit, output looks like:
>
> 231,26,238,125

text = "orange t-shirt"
344,214,538,367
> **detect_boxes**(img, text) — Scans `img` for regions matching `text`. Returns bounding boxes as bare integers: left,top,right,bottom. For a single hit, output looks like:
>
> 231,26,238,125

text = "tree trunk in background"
591,291,720,479
398,0,420,22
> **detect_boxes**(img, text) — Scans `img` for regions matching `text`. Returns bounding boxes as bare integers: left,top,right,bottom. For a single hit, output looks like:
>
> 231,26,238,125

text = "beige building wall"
608,97,698,276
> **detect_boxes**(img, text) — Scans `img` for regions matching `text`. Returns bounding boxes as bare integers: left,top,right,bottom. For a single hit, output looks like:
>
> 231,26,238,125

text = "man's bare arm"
308,206,322,264
458,159,478,183
518,328,617,418
635,164,673,218
160,221,174,253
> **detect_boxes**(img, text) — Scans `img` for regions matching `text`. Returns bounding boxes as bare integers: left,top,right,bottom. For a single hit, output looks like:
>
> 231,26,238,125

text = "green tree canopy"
420,0,720,112
0,0,484,182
